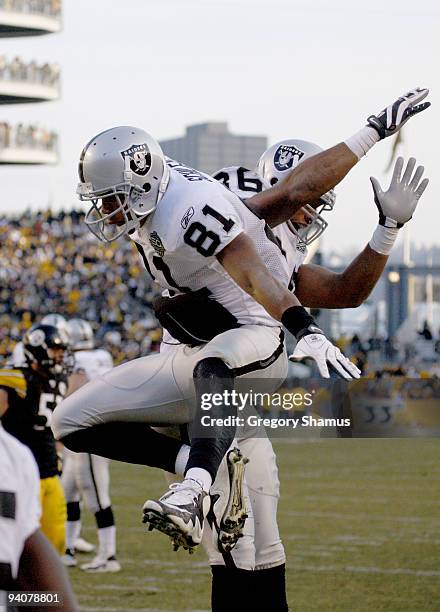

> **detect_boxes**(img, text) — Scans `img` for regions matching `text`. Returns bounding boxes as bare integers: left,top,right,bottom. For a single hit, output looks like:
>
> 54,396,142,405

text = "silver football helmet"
41,313,69,336
77,126,170,242
67,318,94,351
255,139,336,245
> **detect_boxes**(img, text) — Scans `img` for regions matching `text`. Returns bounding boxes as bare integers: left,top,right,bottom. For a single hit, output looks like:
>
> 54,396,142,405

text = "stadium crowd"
0,122,58,151
2,208,439,374
0,0,61,17
340,330,440,378
0,55,60,87
0,209,162,365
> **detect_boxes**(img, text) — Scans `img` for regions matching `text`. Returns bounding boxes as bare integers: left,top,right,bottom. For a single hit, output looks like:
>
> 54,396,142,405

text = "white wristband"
344,126,380,159
369,224,399,255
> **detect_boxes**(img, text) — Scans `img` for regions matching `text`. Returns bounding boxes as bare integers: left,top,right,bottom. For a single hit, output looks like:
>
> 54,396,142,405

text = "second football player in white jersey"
0,411,78,609
159,134,429,610
61,319,120,573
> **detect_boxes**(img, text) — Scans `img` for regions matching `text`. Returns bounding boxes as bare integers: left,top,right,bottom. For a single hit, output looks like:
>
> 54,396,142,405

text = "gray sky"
1,0,438,253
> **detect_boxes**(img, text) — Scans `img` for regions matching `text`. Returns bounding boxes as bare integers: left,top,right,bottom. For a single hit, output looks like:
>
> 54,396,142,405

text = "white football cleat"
142,478,210,553
75,537,95,553
61,549,77,567
209,447,249,553
80,555,121,573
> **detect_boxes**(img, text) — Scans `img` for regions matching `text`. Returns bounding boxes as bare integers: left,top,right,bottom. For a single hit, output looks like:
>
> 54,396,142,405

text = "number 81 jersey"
131,159,290,327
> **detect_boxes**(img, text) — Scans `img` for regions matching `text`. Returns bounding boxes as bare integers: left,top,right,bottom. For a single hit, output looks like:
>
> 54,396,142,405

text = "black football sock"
95,506,115,529
66,501,80,522
185,358,236,481
250,564,289,611
211,566,254,612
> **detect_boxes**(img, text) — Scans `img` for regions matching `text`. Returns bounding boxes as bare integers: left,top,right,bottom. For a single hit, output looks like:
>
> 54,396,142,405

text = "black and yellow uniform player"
0,323,71,554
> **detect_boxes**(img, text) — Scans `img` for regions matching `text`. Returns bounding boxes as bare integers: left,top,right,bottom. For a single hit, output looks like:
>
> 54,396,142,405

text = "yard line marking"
290,563,440,577
284,510,439,523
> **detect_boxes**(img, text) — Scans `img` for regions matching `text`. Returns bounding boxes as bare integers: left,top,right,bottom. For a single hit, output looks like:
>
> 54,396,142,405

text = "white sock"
185,468,212,492
98,525,116,558
174,444,190,476
65,520,81,552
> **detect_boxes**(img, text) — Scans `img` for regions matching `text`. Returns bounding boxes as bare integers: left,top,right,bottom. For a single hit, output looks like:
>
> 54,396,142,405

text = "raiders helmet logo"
273,144,305,172
121,143,152,176
149,231,165,257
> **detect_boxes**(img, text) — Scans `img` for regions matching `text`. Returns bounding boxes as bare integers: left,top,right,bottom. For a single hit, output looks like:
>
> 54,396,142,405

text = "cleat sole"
143,509,198,555
216,447,249,553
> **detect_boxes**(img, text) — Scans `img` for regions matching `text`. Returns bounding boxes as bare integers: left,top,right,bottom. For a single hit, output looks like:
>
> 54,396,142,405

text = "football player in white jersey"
53,127,360,552
251,140,429,313
213,139,333,284
0,380,78,611
198,141,429,610
53,87,428,566
61,319,120,573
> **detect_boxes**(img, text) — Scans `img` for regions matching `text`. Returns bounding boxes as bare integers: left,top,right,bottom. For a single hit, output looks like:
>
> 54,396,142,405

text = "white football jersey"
272,223,307,292
132,160,290,327
0,425,41,580
213,166,308,292
9,341,25,367
73,349,113,380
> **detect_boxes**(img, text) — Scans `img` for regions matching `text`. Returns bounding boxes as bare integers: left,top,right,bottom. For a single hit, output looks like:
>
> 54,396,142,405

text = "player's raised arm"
217,233,360,379
248,88,430,226
294,157,429,308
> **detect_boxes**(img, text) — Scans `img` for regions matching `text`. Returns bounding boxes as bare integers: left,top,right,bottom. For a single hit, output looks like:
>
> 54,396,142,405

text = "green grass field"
70,439,440,611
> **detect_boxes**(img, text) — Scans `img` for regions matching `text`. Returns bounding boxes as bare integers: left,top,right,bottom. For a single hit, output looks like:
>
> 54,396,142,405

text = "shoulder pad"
212,166,265,197
0,369,27,398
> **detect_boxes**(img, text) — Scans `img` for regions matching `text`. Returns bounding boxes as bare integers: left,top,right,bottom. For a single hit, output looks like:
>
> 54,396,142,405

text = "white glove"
370,157,429,228
289,334,361,380
367,88,430,139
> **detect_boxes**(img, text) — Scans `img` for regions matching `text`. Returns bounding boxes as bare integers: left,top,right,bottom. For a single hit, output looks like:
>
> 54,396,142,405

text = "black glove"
367,88,430,139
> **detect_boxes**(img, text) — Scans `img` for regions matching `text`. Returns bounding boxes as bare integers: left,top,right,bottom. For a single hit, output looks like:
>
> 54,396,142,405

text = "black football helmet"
23,323,72,376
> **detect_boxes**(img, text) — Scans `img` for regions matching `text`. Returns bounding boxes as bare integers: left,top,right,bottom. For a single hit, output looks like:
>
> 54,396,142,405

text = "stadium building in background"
0,0,61,165
160,122,267,175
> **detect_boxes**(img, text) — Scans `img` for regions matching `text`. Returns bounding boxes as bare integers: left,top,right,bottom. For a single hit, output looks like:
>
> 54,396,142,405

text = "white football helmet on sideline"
41,313,70,337
67,318,95,351
77,126,170,242
256,139,336,245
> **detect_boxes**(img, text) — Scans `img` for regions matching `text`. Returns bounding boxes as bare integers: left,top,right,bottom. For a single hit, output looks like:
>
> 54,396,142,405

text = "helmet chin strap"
128,157,170,217
157,159,170,204
123,155,133,182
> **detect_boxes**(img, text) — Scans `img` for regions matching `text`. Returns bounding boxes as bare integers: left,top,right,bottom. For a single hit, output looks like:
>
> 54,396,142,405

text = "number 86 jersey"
131,159,290,328
213,166,308,283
